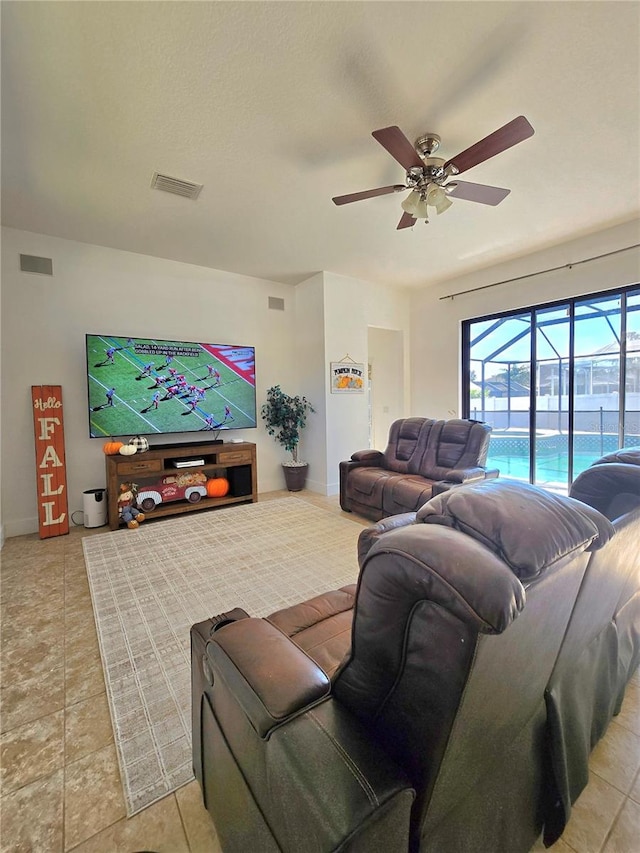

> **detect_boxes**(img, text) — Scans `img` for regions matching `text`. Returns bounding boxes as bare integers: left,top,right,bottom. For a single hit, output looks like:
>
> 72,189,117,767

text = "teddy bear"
118,482,146,529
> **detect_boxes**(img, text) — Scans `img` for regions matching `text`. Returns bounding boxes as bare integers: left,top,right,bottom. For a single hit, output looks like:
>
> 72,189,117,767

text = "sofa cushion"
347,467,396,498
345,469,408,519
267,586,357,678
382,417,440,474
382,475,436,517
417,480,614,581
419,419,491,480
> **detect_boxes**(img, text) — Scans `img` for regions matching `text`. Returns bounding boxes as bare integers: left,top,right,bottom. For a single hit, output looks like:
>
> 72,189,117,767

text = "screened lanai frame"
462,283,640,492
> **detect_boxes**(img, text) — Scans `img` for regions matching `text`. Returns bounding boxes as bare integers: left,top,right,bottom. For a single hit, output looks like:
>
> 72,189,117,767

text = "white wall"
290,271,411,496
369,326,405,449
0,227,298,537
410,220,640,419
287,271,412,496
293,273,326,491
322,272,411,495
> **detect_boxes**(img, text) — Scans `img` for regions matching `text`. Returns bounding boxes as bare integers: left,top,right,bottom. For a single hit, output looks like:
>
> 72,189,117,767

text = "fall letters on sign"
31,385,69,538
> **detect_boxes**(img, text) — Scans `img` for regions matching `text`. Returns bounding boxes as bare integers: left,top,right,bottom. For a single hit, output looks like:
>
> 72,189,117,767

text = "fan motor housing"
415,134,441,158
406,158,447,189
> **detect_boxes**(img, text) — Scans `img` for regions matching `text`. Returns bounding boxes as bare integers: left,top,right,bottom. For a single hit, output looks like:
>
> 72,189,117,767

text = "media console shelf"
105,441,257,530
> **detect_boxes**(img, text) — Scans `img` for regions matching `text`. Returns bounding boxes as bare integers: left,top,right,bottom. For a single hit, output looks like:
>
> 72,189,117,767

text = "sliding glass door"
625,291,640,447
463,284,640,493
573,294,622,478
467,313,533,481
534,304,570,489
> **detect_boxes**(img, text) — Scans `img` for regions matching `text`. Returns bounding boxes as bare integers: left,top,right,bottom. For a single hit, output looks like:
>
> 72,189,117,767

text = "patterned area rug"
82,497,364,816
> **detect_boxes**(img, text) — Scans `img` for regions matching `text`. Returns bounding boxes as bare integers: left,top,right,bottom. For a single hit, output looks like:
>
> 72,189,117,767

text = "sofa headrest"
570,462,640,521
417,480,614,581
588,447,640,467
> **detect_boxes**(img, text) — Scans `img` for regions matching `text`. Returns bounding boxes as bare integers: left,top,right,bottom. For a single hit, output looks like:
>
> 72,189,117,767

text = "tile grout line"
174,791,193,852
625,763,640,812
589,752,640,799
597,790,630,853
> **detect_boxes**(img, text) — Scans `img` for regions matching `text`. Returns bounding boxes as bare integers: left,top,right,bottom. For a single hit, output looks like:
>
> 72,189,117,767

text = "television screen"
86,334,257,438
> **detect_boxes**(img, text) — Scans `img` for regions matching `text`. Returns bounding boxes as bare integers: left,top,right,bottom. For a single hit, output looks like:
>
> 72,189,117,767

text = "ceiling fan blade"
446,180,511,206
397,211,416,230
332,184,405,205
372,126,424,170
444,115,534,175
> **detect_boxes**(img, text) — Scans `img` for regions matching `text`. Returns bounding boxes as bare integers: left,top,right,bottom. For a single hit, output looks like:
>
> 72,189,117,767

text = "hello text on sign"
31,385,69,538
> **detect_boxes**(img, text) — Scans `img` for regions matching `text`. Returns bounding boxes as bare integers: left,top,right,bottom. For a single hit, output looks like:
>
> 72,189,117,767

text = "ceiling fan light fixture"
401,190,429,220
427,185,453,215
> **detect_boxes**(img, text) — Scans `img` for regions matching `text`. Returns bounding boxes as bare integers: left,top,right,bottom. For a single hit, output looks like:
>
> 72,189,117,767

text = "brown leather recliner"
191,480,613,853
339,417,497,521
570,446,640,703
541,449,640,844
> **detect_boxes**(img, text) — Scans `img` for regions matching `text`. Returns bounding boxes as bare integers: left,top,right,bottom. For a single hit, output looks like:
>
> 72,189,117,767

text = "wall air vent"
20,254,53,275
268,296,285,311
151,172,203,199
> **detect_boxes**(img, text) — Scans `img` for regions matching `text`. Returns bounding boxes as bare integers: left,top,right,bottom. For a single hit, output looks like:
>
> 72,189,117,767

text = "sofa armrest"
340,453,386,512
199,621,416,852
440,466,490,484
351,449,384,464
207,618,330,738
358,513,417,565
431,467,493,497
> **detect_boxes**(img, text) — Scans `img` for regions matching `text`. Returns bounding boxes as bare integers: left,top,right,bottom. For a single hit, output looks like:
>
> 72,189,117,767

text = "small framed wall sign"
330,360,365,393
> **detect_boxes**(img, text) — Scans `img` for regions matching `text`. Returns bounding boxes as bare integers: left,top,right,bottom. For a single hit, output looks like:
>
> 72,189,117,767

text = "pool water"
487,451,604,492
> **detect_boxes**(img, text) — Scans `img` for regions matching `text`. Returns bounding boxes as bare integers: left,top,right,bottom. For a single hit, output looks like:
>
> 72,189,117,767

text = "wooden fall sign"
31,385,69,538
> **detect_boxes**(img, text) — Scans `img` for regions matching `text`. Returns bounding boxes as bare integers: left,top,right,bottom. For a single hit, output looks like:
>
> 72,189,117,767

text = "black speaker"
228,465,252,497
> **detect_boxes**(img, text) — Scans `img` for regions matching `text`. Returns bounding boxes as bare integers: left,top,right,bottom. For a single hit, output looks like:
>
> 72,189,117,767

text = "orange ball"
206,477,229,498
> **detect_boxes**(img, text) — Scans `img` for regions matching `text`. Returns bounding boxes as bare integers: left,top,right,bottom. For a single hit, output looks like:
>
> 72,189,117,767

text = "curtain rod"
439,242,640,301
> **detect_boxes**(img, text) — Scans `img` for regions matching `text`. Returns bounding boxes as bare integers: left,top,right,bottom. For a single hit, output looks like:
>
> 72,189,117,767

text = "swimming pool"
487,452,604,492
487,431,623,492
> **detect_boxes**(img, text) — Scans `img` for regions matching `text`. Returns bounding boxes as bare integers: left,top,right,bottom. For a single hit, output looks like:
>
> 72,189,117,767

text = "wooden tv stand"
105,441,257,530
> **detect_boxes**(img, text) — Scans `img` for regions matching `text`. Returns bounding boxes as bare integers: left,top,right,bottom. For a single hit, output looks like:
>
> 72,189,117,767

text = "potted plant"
261,385,315,491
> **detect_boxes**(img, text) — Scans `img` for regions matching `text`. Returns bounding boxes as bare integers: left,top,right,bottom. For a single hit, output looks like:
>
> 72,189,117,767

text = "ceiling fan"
332,116,534,229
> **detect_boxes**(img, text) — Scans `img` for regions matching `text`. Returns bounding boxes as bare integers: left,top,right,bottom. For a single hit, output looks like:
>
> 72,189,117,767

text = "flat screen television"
85,334,257,439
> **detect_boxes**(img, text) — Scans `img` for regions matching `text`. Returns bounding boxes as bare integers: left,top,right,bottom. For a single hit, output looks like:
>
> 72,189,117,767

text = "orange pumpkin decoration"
206,477,229,498
103,441,124,455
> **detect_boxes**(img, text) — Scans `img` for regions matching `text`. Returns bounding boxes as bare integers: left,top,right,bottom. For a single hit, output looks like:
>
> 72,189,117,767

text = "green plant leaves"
261,385,315,462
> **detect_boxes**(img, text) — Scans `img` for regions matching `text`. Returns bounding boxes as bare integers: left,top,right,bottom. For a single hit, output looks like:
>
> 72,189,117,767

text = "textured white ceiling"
2,1,639,289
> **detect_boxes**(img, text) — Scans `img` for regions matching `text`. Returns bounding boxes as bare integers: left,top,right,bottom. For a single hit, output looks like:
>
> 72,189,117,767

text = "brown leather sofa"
339,417,496,521
191,480,616,852
541,448,640,844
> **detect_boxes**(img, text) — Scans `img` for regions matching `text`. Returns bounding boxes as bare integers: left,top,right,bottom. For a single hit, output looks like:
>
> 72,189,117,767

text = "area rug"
82,497,364,816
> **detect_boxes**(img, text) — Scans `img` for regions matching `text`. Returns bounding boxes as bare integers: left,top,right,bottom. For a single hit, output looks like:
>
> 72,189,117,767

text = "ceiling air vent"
151,172,203,200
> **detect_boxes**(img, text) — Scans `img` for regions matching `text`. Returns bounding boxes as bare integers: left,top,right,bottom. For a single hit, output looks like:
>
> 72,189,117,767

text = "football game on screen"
86,335,257,438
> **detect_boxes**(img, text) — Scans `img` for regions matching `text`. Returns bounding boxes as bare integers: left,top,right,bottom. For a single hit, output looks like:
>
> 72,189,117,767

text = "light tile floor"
0,491,638,852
